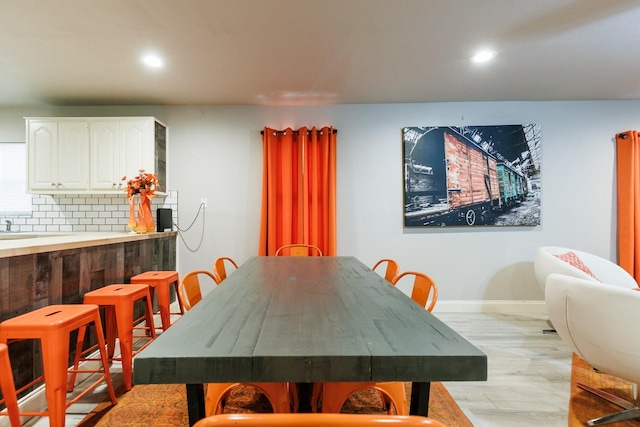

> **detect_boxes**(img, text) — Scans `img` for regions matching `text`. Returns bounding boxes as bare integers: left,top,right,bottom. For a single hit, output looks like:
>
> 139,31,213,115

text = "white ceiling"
2,0,639,106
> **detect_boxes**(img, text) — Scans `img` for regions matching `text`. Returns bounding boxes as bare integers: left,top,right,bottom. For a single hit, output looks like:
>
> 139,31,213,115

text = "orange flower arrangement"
122,169,160,233
122,169,160,201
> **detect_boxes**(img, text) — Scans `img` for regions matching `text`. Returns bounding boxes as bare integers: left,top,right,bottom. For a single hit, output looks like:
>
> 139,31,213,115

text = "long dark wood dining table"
133,256,487,425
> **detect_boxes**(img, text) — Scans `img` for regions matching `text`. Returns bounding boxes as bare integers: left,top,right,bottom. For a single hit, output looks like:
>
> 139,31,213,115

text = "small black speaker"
156,208,173,232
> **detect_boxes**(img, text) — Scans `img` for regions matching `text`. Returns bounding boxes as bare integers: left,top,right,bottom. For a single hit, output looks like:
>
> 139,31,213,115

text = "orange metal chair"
130,270,185,331
193,413,445,427
372,259,400,284
0,305,117,427
206,382,297,415
178,270,219,310
213,257,239,283
315,381,408,415
275,244,323,257
391,271,439,311
0,343,20,427
72,284,156,390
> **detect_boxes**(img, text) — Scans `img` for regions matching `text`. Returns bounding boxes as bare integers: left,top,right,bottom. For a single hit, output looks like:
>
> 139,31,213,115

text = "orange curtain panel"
616,130,640,283
259,126,337,256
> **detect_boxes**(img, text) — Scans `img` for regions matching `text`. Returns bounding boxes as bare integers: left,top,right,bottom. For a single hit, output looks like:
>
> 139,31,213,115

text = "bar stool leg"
114,300,134,390
104,305,118,359
41,332,70,427
153,285,172,331
92,313,118,405
140,290,157,339
67,316,118,402
0,343,20,427
68,325,88,393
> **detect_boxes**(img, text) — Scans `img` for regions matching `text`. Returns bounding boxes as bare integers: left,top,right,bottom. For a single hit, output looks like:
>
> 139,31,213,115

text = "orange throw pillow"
554,251,600,281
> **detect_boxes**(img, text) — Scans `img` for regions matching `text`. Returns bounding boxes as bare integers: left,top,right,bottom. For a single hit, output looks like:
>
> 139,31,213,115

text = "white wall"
1,101,639,308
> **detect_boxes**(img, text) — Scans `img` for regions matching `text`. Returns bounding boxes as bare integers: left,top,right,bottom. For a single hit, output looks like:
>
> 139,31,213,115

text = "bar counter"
0,231,177,258
0,230,177,399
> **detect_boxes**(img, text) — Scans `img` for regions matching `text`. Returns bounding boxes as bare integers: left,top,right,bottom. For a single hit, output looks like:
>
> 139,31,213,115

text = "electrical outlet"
201,198,208,208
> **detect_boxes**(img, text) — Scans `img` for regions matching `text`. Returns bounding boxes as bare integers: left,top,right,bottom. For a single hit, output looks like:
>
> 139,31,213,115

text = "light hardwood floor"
438,312,572,427
19,312,573,427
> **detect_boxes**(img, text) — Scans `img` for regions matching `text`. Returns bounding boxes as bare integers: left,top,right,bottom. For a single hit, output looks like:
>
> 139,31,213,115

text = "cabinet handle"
51,183,56,186
57,183,62,186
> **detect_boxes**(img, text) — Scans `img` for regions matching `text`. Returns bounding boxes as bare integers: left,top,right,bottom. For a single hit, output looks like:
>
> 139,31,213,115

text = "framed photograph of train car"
403,125,541,227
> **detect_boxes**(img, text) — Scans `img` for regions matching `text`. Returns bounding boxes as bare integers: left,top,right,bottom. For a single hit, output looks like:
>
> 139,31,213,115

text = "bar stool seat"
130,270,184,331
0,343,20,427
0,304,117,427
74,284,156,391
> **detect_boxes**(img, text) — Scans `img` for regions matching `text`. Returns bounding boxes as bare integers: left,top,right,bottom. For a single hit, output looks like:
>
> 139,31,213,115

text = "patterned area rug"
78,382,472,426
569,353,638,426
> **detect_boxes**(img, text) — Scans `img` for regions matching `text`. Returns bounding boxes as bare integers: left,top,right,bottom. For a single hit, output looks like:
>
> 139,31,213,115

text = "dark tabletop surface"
133,256,487,385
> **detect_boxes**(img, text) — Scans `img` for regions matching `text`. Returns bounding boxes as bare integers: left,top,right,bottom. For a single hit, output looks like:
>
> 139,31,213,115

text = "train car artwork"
403,126,530,227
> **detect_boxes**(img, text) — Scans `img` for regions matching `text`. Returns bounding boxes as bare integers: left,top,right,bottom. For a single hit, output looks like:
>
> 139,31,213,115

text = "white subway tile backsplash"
4,191,178,233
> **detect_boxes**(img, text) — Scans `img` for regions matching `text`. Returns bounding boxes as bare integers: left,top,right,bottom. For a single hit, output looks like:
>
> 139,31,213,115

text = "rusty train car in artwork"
404,126,527,226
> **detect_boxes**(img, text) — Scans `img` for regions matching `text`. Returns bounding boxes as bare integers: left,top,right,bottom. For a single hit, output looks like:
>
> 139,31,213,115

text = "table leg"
410,381,431,416
296,382,312,412
186,383,205,426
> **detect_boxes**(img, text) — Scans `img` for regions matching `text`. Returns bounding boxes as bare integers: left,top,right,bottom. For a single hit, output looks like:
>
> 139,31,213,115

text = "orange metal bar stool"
0,305,117,427
71,284,156,391
0,343,20,427
130,270,184,331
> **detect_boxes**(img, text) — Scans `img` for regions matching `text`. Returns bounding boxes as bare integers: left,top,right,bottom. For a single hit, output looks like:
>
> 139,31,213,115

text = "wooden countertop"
0,231,177,258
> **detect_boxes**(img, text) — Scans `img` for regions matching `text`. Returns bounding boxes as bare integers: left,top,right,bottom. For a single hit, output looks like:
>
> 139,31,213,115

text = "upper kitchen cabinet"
27,119,90,192
26,117,167,194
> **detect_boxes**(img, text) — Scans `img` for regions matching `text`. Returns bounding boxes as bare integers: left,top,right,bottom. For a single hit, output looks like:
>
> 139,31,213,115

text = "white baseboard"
432,300,547,314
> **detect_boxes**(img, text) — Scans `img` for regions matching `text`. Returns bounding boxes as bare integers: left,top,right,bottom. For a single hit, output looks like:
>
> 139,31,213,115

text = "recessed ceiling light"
141,53,164,69
471,49,496,64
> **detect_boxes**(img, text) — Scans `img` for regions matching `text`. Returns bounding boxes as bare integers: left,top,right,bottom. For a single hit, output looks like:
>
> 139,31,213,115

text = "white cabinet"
26,117,167,194
27,120,89,191
90,118,155,191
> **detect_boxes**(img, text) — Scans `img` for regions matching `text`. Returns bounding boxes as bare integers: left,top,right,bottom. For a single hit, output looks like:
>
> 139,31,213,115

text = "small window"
0,143,32,215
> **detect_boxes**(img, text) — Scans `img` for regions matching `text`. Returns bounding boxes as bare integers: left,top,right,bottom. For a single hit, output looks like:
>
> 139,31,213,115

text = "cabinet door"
90,121,122,190
57,121,89,190
119,119,154,180
28,121,58,191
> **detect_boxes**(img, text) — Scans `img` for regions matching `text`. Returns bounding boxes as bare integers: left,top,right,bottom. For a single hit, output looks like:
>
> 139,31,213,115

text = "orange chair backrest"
193,413,444,427
392,271,438,312
372,258,400,284
275,244,323,257
213,257,239,283
178,270,218,311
